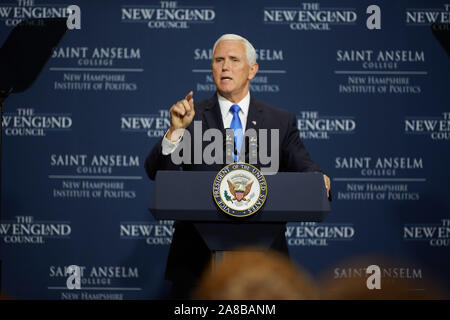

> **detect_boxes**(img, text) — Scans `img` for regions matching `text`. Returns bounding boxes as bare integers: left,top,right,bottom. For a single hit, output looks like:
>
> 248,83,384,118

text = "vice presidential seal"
213,163,267,217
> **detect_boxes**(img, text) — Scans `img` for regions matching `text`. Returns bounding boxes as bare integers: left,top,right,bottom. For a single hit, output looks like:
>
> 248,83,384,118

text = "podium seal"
213,163,267,217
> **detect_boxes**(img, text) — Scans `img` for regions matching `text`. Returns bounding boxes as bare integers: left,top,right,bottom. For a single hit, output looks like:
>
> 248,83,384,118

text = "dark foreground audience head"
193,247,319,300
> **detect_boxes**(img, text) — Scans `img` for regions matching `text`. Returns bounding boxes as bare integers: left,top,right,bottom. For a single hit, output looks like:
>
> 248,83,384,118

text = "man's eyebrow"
213,54,240,60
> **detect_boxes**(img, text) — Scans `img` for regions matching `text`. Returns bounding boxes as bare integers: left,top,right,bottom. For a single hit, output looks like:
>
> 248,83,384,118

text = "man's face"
212,40,258,102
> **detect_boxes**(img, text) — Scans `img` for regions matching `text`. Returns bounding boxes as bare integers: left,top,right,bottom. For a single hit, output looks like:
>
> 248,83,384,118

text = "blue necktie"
230,104,243,162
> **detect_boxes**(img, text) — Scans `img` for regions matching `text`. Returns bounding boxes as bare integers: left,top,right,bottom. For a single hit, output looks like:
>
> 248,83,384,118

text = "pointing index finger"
185,91,194,102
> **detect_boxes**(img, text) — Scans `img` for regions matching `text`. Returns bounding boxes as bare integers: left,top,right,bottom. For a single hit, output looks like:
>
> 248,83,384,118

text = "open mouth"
221,76,232,81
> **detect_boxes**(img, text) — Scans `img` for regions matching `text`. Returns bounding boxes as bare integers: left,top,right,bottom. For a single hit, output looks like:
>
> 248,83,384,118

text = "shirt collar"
217,91,250,119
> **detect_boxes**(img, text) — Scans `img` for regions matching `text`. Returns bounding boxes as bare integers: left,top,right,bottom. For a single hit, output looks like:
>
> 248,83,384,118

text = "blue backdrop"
0,0,449,299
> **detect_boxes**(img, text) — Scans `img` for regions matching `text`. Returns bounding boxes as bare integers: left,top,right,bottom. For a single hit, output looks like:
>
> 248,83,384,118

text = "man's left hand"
323,174,331,198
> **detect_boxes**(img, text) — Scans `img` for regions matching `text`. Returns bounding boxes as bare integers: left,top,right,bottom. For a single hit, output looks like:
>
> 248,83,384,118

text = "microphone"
224,128,235,163
245,132,258,164
224,128,258,163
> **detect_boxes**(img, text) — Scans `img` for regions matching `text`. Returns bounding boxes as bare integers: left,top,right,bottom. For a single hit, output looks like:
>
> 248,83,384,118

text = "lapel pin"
252,121,257,125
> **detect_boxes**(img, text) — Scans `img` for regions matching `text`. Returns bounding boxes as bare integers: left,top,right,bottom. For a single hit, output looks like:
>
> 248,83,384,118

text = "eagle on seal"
227,179,253,202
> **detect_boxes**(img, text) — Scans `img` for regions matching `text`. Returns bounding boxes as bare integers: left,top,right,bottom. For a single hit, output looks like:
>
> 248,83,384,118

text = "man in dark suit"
145,34,330,299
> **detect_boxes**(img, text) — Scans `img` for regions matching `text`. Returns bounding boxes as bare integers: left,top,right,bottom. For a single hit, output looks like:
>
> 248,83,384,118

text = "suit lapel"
199,95,227,170
202,94,224,131
246,96,264,131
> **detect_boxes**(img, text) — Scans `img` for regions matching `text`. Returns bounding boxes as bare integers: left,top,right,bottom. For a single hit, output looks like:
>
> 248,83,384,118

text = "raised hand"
167,91,195,141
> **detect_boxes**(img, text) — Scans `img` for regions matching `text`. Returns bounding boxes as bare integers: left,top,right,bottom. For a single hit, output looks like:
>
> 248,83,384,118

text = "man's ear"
248,62,259,80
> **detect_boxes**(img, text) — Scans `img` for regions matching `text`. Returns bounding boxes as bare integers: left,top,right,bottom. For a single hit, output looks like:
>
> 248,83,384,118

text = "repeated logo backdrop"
0,0,449,299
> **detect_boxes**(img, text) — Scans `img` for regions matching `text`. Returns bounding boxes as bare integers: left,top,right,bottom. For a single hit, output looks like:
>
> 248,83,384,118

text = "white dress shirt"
161,92,250,155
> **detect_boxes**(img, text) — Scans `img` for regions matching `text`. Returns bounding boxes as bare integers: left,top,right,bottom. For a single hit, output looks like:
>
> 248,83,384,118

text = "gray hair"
212,34,257,65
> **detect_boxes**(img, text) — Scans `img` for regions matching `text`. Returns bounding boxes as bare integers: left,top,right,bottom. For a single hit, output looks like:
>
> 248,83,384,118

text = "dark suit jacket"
145,94,324,283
